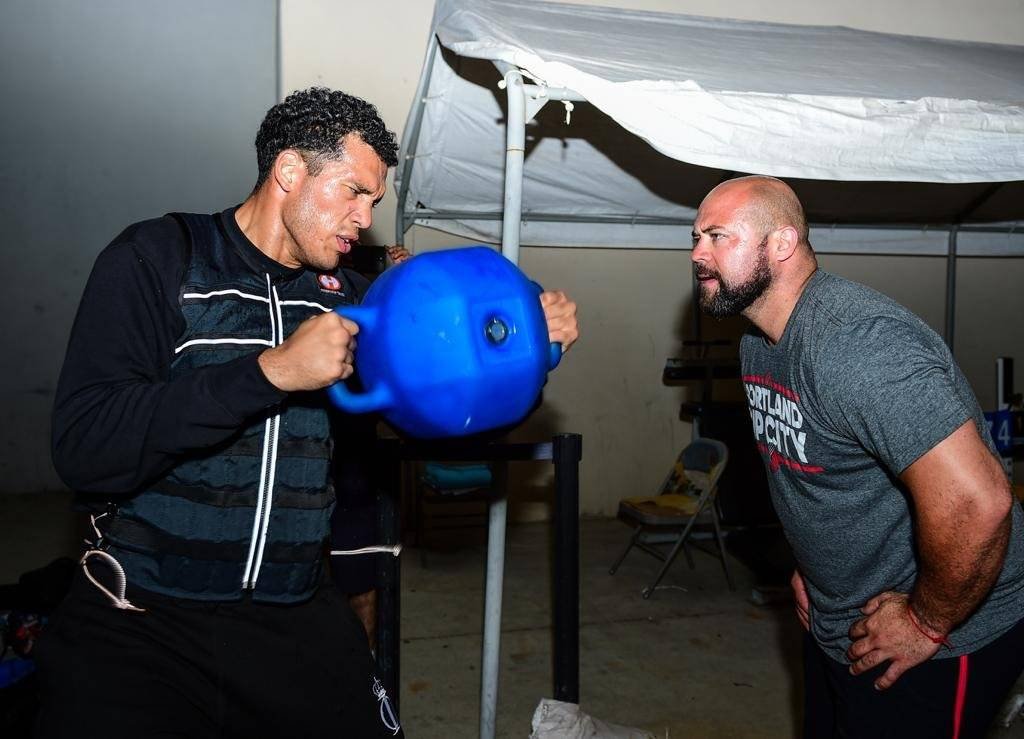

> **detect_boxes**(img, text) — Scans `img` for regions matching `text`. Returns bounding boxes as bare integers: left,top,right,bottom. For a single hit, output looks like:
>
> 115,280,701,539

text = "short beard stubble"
697,234,772,318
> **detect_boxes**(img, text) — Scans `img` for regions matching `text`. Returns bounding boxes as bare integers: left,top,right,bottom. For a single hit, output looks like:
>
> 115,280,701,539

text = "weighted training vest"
98,211,359,603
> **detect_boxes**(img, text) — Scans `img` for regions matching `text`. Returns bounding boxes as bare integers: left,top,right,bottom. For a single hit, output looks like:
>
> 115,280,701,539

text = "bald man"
691,176,1024,738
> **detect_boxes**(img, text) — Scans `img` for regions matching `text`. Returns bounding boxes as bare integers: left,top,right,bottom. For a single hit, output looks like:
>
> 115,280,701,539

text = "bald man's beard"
696,237,771,318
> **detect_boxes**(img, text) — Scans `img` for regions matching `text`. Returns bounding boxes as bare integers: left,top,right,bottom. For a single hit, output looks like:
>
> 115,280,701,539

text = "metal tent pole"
393,33,439,247
499,67,527,264
478,65,529,739
480,462,509,739
945,225,960,350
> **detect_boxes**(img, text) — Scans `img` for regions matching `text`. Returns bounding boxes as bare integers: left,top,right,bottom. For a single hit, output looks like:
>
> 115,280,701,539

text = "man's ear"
774,225,800,262
273,149,305,193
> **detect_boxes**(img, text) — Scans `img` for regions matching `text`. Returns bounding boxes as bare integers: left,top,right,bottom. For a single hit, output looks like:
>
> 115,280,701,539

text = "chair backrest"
671,437,728,499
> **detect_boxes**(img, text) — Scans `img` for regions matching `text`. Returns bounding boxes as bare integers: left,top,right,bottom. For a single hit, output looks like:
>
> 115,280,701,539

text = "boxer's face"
691,189,772,318
280,134,387,272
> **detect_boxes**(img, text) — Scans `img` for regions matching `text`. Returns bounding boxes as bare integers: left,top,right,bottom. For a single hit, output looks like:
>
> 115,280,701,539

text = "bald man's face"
691,187,772,318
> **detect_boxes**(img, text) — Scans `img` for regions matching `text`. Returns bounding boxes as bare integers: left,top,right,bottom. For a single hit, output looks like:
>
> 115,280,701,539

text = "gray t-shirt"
740,270,1024,663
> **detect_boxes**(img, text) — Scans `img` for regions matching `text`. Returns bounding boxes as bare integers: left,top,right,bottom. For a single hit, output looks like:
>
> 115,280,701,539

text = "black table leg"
552,433,582,704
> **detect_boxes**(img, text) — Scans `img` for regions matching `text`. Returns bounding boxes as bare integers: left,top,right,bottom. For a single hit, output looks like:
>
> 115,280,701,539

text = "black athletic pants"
803,617,1024,738
33,568,402,738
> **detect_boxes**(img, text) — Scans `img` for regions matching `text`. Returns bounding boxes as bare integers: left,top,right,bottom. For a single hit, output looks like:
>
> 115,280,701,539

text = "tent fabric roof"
398,0,1024,251
431,0,1024,182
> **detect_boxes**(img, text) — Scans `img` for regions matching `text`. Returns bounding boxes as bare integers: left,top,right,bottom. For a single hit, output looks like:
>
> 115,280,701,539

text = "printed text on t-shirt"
743,374,824,474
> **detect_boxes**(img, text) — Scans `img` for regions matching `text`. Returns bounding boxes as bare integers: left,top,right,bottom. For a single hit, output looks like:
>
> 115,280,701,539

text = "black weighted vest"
99,212,358,603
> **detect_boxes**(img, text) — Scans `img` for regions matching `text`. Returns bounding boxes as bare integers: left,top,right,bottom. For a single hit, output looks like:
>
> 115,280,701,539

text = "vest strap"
100,515,325,563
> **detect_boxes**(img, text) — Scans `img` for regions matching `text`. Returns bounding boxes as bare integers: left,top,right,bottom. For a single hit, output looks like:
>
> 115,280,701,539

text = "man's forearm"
899,419,1016,638
910,513,1011,635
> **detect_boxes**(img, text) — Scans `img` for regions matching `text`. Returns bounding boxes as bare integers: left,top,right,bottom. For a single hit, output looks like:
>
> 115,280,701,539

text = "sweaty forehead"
359,158,388,196
328,154,387,196
364,170,388,199
695,204,737,233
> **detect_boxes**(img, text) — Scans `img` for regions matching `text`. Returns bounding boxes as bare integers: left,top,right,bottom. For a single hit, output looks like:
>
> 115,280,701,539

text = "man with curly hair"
39,87,579,738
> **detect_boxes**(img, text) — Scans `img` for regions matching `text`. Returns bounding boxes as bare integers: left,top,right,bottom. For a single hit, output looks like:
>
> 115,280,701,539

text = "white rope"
80,549,146,612
329,545,403,557
88,511,107,541
79,515,399,612
651,584,688,594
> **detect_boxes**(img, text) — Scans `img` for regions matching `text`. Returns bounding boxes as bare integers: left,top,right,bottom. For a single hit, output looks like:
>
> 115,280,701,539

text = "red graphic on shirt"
318,274,342,292
759,443,825,474
744,374,824,475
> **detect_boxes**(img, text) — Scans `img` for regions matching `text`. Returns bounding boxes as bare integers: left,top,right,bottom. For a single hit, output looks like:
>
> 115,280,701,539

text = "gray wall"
0,0,278,493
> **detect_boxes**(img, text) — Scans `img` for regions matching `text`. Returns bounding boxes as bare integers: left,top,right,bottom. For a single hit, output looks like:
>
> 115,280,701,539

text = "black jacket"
52,207,368,602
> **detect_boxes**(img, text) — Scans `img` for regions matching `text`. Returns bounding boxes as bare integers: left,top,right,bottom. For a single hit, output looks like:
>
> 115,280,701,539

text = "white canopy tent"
395,0,1024,342
391,3,1024,736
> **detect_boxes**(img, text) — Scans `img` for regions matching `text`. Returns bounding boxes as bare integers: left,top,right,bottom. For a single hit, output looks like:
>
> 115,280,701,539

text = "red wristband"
907,606,952,649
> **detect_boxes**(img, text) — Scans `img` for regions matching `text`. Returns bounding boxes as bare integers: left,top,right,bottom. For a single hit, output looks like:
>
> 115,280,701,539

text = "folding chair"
609,437,734,598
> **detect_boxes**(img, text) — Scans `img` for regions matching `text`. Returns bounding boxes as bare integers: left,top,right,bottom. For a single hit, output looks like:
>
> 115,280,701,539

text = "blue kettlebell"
328,246,562,438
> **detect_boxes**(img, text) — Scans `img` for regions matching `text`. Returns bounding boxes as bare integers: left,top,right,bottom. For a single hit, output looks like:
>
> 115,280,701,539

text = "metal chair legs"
711,508,735,591
609,524,642,575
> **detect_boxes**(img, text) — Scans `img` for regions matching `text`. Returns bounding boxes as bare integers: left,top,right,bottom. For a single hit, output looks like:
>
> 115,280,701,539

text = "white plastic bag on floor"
530,699,656,739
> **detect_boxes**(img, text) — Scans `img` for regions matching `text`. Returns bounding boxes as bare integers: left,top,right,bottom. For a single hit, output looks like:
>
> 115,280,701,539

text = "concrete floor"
2,493,1023,738
402,519,804,738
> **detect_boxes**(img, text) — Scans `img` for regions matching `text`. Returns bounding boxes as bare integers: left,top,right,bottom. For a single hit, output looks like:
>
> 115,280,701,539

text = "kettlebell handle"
327,305,393,413
548,342,562,370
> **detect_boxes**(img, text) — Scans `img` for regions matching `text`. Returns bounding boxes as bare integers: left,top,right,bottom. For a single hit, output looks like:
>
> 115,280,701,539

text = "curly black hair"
253,87,399,188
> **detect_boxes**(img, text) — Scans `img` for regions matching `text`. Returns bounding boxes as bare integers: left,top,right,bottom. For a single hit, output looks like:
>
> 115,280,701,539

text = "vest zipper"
242,276,284,589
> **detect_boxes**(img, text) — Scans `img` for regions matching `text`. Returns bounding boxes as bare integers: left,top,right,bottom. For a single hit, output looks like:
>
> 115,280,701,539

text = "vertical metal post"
273,0,282,101
376,449,402,714
996,357,1016,480
476,67,528,739
393,33,439,247
480,462,509,739
944,225,959,351
997,357,1013,411
500,69,526,265
552,433,582,704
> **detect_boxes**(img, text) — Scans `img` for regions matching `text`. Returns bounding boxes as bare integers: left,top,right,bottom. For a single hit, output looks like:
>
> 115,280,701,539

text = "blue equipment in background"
328,246,562,438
